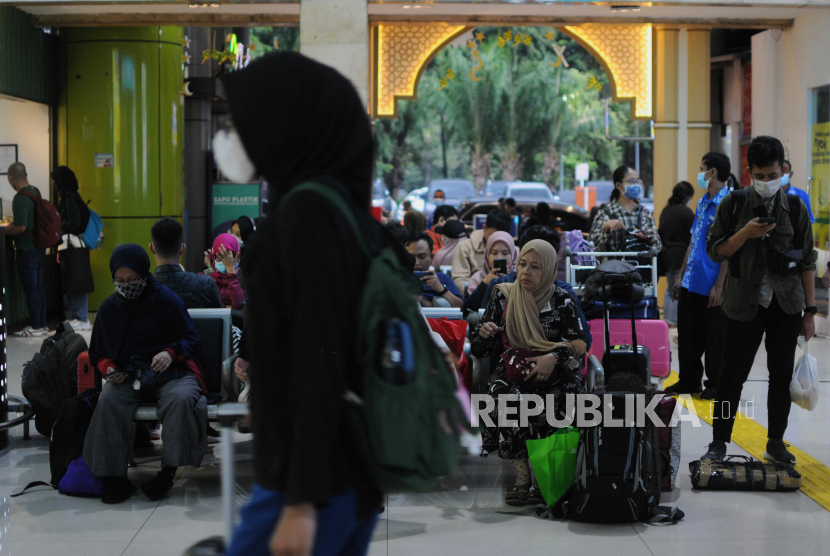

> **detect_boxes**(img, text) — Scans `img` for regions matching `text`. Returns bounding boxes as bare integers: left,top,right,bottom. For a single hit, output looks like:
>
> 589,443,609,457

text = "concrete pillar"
751,30,778,139
652,27,710,307
183,27,213,273
300,0,369,106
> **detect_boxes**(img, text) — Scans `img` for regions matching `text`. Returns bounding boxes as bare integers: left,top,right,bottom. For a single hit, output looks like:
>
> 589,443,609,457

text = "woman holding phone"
471,240,586,506
463,231,518,314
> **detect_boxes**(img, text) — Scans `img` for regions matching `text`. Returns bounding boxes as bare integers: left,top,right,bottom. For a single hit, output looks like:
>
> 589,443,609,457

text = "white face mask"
752,178,782,199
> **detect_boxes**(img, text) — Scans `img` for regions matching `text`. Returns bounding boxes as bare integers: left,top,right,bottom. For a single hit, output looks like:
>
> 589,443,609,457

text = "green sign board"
211,182,260,231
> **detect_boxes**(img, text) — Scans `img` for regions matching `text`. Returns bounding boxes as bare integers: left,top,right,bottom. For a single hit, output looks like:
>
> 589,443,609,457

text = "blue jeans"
227,486,379,556
64,293,88,322
16,249,47,329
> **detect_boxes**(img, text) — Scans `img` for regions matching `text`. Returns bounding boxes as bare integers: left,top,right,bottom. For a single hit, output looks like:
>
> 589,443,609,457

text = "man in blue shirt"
665,152,730,399
482,225,592,350
404,232,464,308
782,160,815,223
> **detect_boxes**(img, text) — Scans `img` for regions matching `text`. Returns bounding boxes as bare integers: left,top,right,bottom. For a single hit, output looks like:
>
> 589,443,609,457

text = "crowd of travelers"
4,50,827,556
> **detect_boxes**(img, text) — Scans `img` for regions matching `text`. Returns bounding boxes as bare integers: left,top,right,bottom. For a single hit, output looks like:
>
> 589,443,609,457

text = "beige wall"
0,96,51,216
300,0,369,106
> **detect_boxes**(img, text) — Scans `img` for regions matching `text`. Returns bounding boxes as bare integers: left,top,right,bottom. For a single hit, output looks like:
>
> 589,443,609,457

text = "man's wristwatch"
437,286,449,296
804,305,818,316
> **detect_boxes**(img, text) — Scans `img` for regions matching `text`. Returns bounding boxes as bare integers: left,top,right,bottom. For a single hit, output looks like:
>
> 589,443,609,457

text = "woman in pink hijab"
208,233,246,309
432,219,467,269
463,231,518,313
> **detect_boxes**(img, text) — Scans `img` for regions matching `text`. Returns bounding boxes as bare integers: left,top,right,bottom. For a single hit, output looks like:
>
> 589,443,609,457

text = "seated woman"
471,239,586,507
208,233,246,310
84,244,208,504
463,231,517,314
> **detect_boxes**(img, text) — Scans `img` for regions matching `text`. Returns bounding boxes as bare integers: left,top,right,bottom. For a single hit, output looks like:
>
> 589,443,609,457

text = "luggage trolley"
564,248,659,299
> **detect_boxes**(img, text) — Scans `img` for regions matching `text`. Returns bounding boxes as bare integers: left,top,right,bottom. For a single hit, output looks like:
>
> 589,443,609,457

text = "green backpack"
282,182,472,492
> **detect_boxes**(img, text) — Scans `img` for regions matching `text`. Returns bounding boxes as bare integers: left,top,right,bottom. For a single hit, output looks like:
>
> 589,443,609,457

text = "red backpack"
18,188,62,249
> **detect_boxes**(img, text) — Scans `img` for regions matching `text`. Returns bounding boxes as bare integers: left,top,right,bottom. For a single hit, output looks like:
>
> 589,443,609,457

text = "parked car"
483,180,521,198
423,179,477,215
459,199,590,232
504,182,555,201
372,179,398,216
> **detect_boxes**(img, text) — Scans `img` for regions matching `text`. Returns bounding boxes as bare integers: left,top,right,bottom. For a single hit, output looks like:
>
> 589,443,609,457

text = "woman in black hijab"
215,52,383,556
52,166,94,329
83,244,207,504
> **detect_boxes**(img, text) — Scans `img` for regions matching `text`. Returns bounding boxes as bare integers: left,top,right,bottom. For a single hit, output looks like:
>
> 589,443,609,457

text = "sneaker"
150,427,161,441
14,326,46,338
664,382,702,396
102,477,137,504
701,441,727,461
700,388,717,401
764,440,796,464
73,320,92,331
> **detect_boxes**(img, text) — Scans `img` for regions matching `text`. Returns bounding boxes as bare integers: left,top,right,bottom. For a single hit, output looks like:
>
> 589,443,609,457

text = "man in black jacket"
150,217,222,310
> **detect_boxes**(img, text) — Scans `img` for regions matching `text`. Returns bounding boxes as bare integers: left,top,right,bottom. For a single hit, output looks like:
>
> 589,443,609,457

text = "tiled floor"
0,320,829,555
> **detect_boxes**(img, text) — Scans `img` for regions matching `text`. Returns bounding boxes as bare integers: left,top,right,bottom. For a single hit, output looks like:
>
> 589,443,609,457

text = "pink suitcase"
586,319,671,378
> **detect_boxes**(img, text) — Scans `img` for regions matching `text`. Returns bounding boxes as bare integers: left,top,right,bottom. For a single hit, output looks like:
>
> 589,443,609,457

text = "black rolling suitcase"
600,271,651,386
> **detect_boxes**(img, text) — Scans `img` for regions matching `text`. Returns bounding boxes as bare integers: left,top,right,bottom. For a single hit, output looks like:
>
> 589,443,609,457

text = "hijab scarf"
223,52,374,210
52,166,79,199
468,231,518,293
110,244,150,279
432,233,467,268
211,233,240,260
496,240,579,354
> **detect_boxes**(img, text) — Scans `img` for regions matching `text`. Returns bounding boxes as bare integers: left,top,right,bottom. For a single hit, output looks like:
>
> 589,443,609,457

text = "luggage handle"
627,274,641,379
601,273,612,357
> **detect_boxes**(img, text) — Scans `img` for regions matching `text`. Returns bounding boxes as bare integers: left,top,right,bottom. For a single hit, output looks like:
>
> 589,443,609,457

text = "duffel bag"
689,456,801,491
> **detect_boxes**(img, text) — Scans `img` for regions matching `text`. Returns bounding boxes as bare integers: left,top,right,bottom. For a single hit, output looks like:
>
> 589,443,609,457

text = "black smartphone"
757,217,776,225
494,258,508,274
103,371,130,380
413,271,429,279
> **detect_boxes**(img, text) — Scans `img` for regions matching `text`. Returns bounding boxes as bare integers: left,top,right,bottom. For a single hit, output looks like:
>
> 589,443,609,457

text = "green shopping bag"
526,427,580,507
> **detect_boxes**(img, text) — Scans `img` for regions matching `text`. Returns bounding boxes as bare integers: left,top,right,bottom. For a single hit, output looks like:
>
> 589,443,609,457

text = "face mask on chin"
752,178,782,199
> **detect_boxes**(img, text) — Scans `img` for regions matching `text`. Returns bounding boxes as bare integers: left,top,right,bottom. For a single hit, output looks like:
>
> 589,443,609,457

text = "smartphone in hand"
494,258,508,274
757,216,776,225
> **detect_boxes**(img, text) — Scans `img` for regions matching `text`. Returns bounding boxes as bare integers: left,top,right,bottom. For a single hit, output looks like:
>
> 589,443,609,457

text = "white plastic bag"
790,338,819,411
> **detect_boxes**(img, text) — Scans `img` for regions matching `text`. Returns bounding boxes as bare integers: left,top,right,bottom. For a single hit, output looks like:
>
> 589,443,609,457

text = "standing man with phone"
666,152,730,400
404,232,464,308
702,136,817,464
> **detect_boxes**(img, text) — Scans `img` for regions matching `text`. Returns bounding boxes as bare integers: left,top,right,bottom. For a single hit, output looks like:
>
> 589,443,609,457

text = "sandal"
527,485,545,505
505,483,530,506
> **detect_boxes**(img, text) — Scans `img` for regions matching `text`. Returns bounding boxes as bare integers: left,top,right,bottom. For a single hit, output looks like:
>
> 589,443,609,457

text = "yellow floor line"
664,371,830,511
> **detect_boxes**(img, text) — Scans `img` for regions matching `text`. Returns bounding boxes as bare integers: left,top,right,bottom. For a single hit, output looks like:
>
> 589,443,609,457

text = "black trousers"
676,288,726,390
712,296,802,442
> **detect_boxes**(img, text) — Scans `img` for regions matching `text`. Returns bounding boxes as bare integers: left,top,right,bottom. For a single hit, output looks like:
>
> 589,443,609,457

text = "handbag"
526,427,580,506
689,455,801,491
498,305,552,385
60,239,95,295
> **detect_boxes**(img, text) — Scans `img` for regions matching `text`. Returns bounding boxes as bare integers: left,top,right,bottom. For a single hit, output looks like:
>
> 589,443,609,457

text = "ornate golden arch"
370,22,653,121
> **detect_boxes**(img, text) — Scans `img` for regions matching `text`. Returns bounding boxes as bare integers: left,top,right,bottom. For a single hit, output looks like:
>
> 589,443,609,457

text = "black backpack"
50,388,99,485
11,388,100,498
582,260,644,304
21,322,89,436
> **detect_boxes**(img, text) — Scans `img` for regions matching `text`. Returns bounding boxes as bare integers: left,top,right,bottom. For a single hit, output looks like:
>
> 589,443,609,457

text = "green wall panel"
160,42,185,217
61,27,185,312
66,41,161,217
64,27,180,45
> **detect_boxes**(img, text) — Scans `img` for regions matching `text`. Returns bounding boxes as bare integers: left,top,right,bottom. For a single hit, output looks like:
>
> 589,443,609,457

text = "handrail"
0,395,34,434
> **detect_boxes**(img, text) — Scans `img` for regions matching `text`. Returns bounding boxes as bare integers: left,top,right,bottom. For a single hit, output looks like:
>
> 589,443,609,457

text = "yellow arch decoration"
370,22,653,121
562,24,652,120
371,23,472,119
